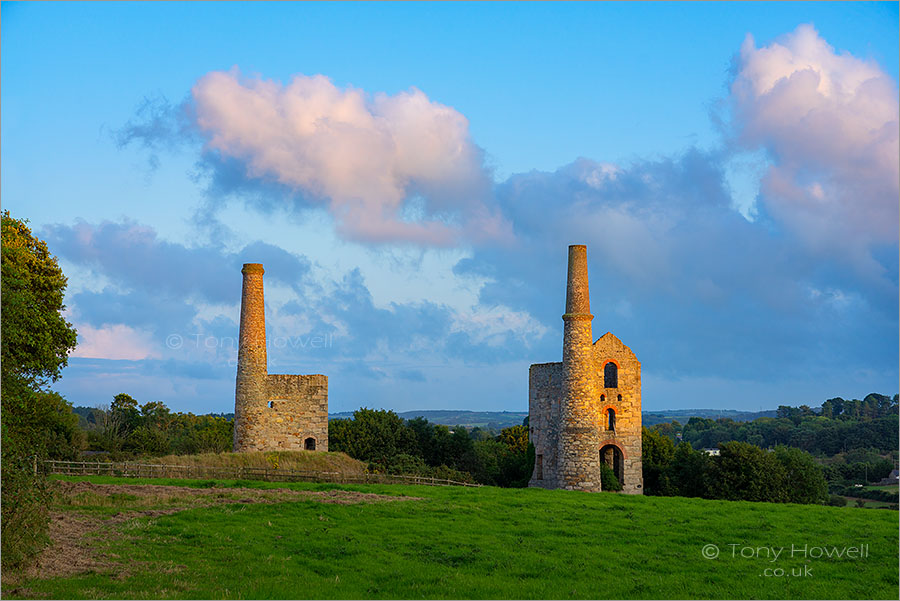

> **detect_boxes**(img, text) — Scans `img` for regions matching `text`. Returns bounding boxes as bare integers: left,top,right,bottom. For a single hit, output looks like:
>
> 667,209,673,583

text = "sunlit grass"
148,450,367,473
11,475,898,600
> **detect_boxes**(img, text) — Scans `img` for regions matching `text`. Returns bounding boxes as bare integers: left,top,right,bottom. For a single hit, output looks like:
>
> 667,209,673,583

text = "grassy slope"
148,451,366,474
15,476,898,600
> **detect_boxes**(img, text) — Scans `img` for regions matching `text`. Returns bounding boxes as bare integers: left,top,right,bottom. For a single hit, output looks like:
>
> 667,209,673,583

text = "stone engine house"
233,263,328,452
528,245,643,494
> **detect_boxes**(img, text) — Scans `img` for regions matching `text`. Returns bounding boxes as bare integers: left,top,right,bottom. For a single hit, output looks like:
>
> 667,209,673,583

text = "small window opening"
267,401,274,409
600,394,606,403
536,454,543,480
304,437,316,451
604,362,618,388
607,408,616,432
617,394,622,403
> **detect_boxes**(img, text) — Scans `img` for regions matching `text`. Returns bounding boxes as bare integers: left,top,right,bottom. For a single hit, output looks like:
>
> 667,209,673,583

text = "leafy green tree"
111,393,142,434
708,442,787,502
1,211,80,570
327,408,416,466
448,426,478,475
772,446,828,504
497,425,529,454
472,439,505,485
641,427,675,495
494,426,532,488
1,211,77,389
670,442,710,498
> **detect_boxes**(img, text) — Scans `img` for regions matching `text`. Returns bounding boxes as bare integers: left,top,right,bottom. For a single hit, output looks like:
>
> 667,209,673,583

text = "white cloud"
450,305,549,347
191,69,509,245
71,323,161,361
729,24,899,265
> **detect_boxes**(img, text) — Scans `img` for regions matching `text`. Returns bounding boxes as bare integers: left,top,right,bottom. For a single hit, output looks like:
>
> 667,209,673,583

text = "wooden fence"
43,460,481,487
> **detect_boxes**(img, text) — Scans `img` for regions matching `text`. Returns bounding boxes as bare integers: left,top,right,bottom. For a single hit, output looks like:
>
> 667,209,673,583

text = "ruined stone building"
233,263,329,452
528,245,643,494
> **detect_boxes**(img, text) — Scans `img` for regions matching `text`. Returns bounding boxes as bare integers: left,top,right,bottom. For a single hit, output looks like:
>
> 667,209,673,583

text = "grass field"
5,475,898,600
137,450,367,473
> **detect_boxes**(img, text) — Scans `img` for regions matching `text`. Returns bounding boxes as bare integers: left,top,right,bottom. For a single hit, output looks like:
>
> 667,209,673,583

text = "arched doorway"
304,437,316,451
599,444,624,487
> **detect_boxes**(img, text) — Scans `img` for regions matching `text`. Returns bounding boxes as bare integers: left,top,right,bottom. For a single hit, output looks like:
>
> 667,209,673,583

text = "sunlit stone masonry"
528,245,643,494
233,263,328,452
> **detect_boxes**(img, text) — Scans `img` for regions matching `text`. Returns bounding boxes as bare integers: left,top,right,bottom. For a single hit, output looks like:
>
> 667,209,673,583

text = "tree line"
328,408,533,487
72,395,232,457
651,394,898,456
642,429,829,504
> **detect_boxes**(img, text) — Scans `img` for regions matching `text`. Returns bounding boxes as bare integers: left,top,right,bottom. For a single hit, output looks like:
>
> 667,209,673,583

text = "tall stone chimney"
234,263,267,452
557,245,601,491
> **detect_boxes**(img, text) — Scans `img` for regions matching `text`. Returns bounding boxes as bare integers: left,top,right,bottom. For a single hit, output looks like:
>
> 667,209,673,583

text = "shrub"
827,494,847,507
600,463,623,491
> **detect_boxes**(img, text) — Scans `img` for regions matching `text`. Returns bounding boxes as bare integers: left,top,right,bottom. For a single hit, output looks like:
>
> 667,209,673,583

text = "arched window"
304,437,316,451
607,408,616,431
600,394,606,403
267,401,275,409
604,362,618,388
617,394,622,403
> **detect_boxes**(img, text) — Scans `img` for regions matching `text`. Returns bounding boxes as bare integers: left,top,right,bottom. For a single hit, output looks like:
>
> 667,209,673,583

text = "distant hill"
329,408,776,430
328,409,775,430
641,408,777,425
330,410,529,430
76,405,773,430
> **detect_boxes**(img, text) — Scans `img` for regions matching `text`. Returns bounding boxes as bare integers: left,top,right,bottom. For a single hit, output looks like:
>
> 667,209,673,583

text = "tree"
671,442,710,498
708,442,787,503
1,211,77,388
111,393,141,434
1,211,80,570
642,427,675,495
497,425,529,454
495,426,532,488
772,446,827,504
327,408,416,466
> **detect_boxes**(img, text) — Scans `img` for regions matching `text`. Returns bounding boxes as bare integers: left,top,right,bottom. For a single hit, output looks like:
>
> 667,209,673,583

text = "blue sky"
2,1,898,414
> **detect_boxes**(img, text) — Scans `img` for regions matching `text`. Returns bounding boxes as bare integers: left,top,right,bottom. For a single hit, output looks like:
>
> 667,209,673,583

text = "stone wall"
233,263,329,453
590,332,643,494
528,362,563,489
528,334,644,494
527,245,643,494
233,374,329,452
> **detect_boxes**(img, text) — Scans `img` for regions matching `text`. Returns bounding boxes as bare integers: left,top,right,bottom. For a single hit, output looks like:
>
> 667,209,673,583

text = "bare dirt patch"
29,480,419,580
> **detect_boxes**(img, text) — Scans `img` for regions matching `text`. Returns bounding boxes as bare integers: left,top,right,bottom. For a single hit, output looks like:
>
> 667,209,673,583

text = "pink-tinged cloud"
191,69,509,246
71,324,161,361
730,24,899,268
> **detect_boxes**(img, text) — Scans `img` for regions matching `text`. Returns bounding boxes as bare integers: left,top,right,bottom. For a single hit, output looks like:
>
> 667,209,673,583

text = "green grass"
864,484,898,494
146,450,367,473
9,475,898,599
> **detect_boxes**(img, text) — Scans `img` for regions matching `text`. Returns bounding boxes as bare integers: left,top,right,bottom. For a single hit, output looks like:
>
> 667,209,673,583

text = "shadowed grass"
9,475,898,600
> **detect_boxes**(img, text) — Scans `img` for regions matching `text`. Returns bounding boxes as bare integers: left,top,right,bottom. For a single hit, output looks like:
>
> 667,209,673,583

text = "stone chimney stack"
557,245,601,491
234,263,267,451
